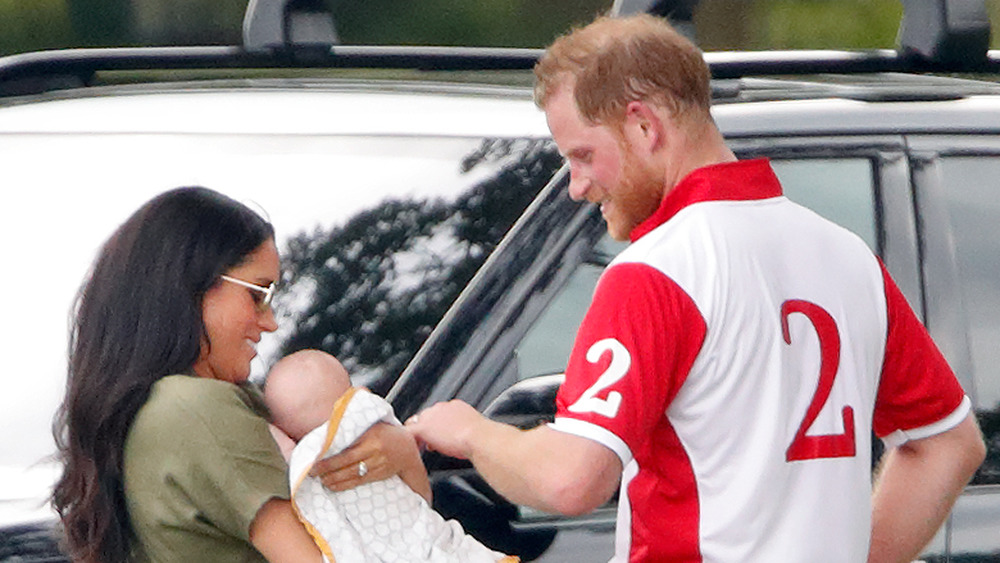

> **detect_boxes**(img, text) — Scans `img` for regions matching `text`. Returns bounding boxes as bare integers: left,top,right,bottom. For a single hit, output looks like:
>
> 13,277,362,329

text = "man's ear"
623,100,665,155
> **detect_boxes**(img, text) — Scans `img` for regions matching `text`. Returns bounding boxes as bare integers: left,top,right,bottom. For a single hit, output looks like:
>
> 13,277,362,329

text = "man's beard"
610,146,664,240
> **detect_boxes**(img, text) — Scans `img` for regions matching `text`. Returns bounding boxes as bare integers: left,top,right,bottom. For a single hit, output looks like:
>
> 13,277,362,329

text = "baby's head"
264,349,351,442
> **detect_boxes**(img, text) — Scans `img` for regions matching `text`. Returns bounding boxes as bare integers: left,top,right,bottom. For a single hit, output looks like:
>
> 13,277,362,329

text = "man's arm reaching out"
868,413,986,563
407,400,622,515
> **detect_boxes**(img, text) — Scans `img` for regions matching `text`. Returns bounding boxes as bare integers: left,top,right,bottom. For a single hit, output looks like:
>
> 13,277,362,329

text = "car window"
937,156,1000,486
0,131,558,500
771,158,878,252
515,235,627,380
512,156,879,382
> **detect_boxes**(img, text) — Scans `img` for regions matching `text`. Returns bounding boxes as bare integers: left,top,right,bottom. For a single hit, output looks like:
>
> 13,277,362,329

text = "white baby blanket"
288,387,518,563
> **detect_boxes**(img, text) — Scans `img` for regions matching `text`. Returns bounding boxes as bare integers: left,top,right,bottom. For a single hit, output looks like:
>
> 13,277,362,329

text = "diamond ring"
358,460,368,478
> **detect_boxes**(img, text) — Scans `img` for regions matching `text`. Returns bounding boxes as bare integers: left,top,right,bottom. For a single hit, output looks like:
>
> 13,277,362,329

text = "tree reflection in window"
276,138,561,395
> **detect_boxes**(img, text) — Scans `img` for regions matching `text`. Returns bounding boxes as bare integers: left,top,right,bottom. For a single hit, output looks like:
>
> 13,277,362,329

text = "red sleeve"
873,261,967,438
555,262,707,451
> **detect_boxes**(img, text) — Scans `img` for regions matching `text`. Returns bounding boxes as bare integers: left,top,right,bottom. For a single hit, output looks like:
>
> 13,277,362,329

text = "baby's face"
270,383,347,441
265,350,352,441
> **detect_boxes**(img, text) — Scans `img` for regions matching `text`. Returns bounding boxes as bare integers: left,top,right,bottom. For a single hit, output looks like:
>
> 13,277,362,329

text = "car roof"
714,93,1000,137
10,70,1000,141
0,79,549,137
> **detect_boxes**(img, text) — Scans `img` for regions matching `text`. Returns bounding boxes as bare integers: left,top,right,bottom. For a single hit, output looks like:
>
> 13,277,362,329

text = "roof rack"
0,46,546,97
6,47,1000,100
610,0,697,40
705,49,1000,79
0,0,997,98
898,0,991,68
243,0,339,52
612,0,993,70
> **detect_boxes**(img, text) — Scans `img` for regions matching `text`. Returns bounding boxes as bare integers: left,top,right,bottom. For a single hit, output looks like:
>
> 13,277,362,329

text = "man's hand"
405,399,484,460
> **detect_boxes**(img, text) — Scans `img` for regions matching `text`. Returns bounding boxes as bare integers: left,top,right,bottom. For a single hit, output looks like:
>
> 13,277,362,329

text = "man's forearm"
409,401,621,515
465,421,565,511
868,414,985,563
464,422,620,515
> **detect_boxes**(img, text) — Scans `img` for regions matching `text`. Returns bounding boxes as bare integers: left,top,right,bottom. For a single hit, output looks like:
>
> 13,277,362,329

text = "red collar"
630,158,783,242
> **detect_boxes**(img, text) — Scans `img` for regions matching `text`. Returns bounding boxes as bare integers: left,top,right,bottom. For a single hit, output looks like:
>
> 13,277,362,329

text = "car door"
906,135,1000,562
393,135,945,561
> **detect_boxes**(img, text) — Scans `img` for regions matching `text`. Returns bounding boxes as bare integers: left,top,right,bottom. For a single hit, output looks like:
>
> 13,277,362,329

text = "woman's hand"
309,422,432,503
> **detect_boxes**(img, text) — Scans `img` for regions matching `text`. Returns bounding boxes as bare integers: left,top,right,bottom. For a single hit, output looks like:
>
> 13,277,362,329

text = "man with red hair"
408,14,985,563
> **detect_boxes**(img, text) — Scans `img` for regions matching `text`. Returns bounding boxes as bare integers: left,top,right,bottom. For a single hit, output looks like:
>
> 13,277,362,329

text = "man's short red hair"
534,14,711,127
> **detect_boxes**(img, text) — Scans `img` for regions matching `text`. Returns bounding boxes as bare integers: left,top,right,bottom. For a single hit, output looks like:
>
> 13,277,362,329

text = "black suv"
1,0,998,561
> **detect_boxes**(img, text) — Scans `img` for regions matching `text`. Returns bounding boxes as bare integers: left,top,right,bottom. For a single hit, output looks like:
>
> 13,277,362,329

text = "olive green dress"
123,375,289,562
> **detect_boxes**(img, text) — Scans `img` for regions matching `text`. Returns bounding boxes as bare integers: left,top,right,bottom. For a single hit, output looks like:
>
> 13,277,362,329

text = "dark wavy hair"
52,187,274,563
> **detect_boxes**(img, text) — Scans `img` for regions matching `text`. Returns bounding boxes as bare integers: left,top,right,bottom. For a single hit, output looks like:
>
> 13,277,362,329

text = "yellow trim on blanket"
289,386,360,563
295,513,336,563
320,386,359,459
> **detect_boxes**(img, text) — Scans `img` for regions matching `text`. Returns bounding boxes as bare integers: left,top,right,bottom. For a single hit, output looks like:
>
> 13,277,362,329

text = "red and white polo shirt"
549,158,969,562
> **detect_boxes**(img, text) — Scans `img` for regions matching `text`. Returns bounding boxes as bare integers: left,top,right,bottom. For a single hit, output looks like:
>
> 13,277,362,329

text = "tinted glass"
771,158,878,252
938,156,1000,486
516,236,626,380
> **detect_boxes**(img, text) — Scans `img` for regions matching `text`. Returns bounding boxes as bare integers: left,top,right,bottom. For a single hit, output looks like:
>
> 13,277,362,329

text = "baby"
265,350,351,461
263,350,517,563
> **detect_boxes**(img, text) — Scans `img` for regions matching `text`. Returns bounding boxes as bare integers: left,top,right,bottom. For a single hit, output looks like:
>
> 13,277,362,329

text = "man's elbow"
952,414,987,479
537,468,618,516
925,414,987,484
524,427,622,516
965,425,987,477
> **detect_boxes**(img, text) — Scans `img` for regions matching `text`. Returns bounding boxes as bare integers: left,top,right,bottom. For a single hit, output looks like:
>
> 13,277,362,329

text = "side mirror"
423,375,564,560
482,374,563,429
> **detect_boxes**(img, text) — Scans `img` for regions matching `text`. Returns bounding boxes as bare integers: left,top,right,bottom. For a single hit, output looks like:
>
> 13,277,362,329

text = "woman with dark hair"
52,187,424,562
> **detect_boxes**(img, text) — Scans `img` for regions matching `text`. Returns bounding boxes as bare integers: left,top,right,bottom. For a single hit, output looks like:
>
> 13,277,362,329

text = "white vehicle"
1,0,998,560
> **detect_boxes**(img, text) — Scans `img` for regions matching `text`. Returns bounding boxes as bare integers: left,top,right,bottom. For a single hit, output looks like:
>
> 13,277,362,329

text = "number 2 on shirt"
782,299,857,462
567,338,629,418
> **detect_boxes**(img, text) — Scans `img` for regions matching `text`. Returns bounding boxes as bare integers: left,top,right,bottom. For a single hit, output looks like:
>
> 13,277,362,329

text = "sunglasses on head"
220,275,276,312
